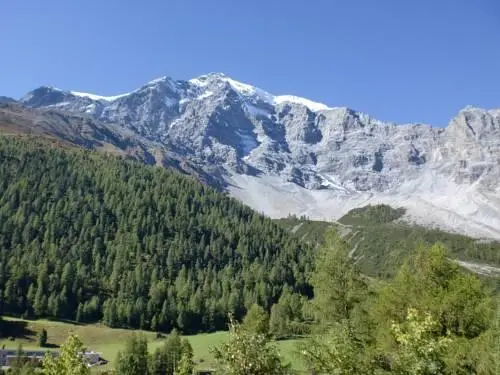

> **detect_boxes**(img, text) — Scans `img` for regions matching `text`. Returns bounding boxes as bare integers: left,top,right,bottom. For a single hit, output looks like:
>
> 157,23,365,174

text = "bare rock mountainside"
4,73,500,239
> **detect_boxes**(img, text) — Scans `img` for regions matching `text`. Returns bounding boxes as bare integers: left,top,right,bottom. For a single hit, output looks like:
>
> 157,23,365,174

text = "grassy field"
0,317,307,372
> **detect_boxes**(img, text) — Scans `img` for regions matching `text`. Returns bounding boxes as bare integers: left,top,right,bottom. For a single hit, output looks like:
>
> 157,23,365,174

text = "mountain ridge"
4,73,500,239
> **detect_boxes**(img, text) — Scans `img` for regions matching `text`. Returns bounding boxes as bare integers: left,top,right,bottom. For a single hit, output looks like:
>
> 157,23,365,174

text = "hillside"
0,136,312,333
0,103,223,188
277,205,500,279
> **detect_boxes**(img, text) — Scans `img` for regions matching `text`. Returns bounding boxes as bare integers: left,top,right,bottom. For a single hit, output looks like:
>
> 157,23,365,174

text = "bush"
39,329,48,347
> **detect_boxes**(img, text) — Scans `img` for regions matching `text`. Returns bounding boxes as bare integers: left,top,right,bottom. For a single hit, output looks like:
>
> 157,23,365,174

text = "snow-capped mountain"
14,73,500,239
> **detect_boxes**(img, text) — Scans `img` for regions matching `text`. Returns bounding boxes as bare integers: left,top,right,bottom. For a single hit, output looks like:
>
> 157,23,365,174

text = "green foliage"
162,329,182,375
298,322,370,375
42,334,90,375
275,217,334,244
8,344,37,375
372,244,494,344
371,244,496,374
242,304,269,336
338,204,406,226
0,136,312,333
389,308,452,375
310,230,366,325
176,339,194,375
269,303,289,339
149,329,194,375
301,241,497,374
211,316,292,375
115,334,149,375
39,328,47,347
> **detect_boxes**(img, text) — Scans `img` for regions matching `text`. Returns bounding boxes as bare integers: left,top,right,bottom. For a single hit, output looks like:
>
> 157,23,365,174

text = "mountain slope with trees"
277,207,500,279
0,135,312,333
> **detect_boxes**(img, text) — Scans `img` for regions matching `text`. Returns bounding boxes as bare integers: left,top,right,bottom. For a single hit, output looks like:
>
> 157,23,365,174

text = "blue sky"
2,0,499,125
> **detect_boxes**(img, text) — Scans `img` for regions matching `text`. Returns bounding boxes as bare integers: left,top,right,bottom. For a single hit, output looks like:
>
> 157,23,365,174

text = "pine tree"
176,339,194,375
39,328,48,347
310,230,366,326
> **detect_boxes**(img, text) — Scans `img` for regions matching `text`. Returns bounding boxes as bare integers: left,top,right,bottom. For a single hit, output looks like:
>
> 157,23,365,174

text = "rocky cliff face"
14,73,500,239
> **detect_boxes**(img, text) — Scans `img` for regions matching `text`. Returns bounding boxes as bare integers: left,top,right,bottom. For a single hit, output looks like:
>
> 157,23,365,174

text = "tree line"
0,136,312,333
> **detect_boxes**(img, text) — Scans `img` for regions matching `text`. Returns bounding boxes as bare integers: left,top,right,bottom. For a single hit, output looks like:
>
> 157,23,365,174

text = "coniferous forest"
0,136,312,333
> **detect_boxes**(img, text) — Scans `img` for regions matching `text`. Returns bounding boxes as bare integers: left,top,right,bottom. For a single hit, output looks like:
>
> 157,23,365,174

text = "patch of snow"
48,102,70,107
189,73,334,111
223,78,273,102
179,98,191,105
164,97,177,107
148,76,168,85
189,77,210,87
71,91,130,102
274,95,331,112
489,108,500,117
224,78,257,95
85,103,97,113
43,86,64,92
319,174,350,192
244,104,272,118
197,91,214,100
190,73,274,103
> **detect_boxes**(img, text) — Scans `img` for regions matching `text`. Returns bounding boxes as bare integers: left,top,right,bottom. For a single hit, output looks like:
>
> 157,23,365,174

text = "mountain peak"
188,73,334,112
20,86,68,106
457,105,500,118
0,96,16,104
274,95,331,112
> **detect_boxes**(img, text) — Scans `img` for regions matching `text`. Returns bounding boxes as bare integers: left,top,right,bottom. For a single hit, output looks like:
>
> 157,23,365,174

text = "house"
0,349,57,367
0,349,104,368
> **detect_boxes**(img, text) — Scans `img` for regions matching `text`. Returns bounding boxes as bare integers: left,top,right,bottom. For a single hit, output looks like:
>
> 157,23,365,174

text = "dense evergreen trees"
0,136,312,333
338,204,406,225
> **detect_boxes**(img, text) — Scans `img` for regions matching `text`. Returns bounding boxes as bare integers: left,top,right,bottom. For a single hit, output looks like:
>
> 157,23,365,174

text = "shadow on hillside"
45,317,85,326
0,320,37,341
43,343,60,349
